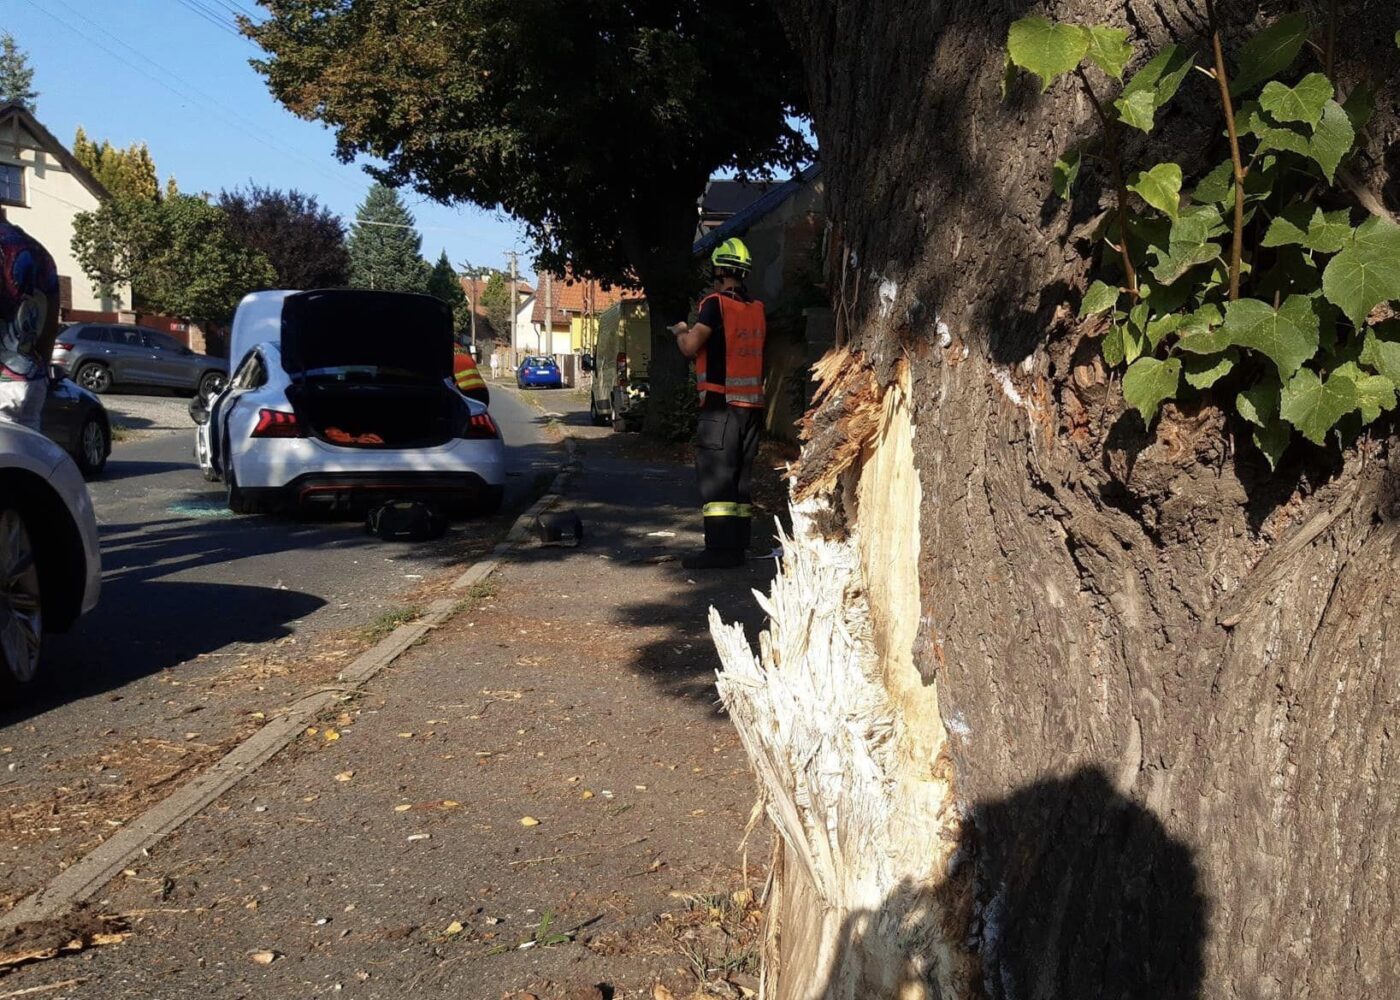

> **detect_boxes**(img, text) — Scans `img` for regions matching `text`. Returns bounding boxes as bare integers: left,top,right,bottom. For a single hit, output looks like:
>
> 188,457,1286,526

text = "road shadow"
812,766,1206,998
97,460,191,483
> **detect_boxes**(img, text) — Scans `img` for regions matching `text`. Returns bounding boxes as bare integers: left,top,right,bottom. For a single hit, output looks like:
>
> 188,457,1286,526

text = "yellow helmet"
711,237,752,275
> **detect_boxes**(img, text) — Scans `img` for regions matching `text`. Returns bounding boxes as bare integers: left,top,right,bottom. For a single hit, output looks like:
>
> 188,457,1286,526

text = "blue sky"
7,0,536,280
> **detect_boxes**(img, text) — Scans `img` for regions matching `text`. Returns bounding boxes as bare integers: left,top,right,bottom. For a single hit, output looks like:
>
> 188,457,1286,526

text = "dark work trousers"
695,401,763,552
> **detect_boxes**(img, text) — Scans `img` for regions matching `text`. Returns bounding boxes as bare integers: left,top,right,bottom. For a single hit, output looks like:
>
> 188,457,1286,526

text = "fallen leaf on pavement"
394,804,412,813
323,729,340,742
335,771,354,782
519,816,540,827
581,790,595,800
407,834,431,842
653,986,677,1000
248,950,280,965
444,921,464,937
398,733,414,739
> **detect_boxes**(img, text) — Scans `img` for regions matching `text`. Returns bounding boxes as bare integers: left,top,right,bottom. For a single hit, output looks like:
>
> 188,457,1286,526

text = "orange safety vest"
696,293,766,409
453,351,487,393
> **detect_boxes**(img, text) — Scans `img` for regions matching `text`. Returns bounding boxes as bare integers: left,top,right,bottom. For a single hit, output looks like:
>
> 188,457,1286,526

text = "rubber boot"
682,516,744,569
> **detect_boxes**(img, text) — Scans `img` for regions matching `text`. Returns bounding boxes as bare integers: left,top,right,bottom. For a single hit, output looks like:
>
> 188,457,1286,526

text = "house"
696,178,783,240
521,273,630,357
0,102,131,318
459,273,533,348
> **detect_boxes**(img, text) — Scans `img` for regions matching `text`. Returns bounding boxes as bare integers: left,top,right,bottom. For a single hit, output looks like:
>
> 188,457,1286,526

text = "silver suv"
53,324,228,397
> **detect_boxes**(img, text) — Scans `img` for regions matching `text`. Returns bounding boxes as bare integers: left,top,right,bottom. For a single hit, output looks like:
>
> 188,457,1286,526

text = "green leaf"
1115,44,1193,131
1146,312,1185,348
1124,302,1150,364
1183,349,1238,389
1181,302,1223,339
1280,366,1359,444
1360,322,1400,382
1259,73,1333,127
1333,361,1397,422
1322,217,1400,327
1149,242,1222,285
1053,148,1083,199
1184,295,1320,378
1193,160,1234,204
1128,162,1182,219
1007,17,1090,92
1237,381,1280,426
1080,279,1119,317
1101,324,1126,367
1253,418,1291,469
1085,25,1133,79
1304,208,1352,254
1231,13,1310,95
1261,206,1311,248
1342,81,1376,133
1258,125,1313,159
1308,99,1355,183
1122,356,1182,423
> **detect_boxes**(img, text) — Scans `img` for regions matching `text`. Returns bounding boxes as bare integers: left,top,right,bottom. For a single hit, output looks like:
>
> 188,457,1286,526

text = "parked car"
53,323,228,398
192,289,506,517
40,368,111,476
590,300,651,431
0,422,102,694
516,355,563,389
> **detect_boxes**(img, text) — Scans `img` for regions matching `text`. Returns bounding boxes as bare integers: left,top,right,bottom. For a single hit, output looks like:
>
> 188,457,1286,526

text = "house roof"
693,164,823,257
701,179,782,221
530,275,635,327
0,102,111,203
460,275,534,320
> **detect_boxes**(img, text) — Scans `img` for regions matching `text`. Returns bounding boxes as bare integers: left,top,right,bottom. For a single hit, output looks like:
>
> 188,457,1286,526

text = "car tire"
613,412,628,433
75,363,113,394
74,415,109,477
226,463,255,515
198,371,227,399
0,505,44,694
589,399,609,426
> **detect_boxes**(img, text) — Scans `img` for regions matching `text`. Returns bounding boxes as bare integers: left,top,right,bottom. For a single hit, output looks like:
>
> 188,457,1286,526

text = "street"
1,386,563,912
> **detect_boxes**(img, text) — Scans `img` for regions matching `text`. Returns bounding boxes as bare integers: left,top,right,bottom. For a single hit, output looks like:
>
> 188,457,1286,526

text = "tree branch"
1204,0,1245,301
1075,66,1138,299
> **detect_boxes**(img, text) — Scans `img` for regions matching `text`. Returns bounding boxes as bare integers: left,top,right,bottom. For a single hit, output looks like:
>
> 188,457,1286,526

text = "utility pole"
542,271,553,356
459,261,477,353
506,251,520,367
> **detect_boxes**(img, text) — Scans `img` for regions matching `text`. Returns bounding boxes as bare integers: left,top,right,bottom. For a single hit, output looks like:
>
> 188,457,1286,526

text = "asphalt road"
0,385,565,906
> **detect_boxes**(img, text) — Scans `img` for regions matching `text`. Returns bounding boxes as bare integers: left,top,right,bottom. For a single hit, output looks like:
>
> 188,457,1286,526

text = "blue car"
516,355,563,389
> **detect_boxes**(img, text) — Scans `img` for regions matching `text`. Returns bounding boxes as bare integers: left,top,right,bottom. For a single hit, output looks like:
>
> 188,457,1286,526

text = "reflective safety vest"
696,293,766,409
453,351,489,401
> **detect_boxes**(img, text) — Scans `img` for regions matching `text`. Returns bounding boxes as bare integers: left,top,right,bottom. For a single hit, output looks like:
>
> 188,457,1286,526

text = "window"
143,330,185,353
0,163,23,206
231,349,267,390
108,326,145,348
77,326,109,343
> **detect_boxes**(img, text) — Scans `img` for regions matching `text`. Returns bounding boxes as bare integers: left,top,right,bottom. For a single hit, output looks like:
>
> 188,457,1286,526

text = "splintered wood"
712,366,973,1000
790,347,884,504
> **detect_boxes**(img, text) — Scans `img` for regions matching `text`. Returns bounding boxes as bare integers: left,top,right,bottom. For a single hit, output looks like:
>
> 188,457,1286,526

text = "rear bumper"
518,374,563,387
250,472,503,513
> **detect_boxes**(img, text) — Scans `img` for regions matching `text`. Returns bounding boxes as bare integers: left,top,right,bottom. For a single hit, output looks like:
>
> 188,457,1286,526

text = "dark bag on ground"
366,500,447,542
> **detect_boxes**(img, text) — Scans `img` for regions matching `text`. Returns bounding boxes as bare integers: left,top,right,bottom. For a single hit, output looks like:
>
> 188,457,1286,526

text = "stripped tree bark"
713,1,1400,997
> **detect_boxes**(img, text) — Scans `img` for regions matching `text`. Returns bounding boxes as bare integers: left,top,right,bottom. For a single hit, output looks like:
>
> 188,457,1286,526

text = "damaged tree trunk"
713,1,1400,997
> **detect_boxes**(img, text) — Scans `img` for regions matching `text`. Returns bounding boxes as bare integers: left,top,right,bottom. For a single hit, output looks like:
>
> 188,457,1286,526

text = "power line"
29,0,364,199
172,0,246,41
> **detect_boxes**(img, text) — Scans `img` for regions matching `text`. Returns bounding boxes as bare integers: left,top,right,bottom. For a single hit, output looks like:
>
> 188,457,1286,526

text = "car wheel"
0,505,43,693
75,363,113,394
74,415,109,476
226,463,255,515
613,412,628,433
198,371,227,398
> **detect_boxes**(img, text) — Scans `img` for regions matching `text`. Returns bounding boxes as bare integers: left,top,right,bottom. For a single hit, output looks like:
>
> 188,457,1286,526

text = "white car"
194,289,506,516
0,421,102,693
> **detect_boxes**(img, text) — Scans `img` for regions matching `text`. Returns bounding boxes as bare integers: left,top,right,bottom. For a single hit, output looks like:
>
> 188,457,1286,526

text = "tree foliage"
0,32,37,112
1008,10,1400,468
71,194,275,325
479,271,513,342
72,127,160,203
347,183,429,293
426,250,465,308
218,184,350,290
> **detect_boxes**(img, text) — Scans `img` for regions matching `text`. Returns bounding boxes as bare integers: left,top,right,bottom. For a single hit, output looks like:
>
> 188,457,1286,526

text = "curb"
0,436,582,932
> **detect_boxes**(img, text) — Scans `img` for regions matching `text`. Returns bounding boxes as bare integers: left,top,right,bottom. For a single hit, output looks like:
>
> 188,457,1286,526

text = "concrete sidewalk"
1,398,777,1000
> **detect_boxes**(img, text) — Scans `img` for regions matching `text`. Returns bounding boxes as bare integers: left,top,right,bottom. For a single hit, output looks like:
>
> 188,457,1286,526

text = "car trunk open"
280,290,468,449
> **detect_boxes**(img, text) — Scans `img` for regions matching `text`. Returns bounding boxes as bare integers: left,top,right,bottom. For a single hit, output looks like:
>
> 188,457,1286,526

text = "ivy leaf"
1193,161,1234,204
1080,280,1119,317
1342,81,1376,133
1304,208,1352,254
1146,313,1185,348
1258,125,1313,160
1237,381,1281,427
1128,162,1182,220
1259,73,1333,127
1101,323,1126,367
1191,296,1321,378
1322,217,1400,327
1253,418,1291,469
1115,45,1194,131
1360,322,1400,382
1085,25,1133,79
1181,303,1223,339
1124,302,1150,364
1183,349,1238,389
1007,17,1089,92
1231,13,1310,95
1054,147,1083,199
1279,366,1359,444
1308,99,1355,183
1260,204,1312,248
1122,356,1182,423
1333,361,1397,422
1149,242,1222,285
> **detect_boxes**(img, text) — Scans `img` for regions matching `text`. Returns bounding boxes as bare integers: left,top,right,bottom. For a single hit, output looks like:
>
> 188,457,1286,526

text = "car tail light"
251,409,304,438
462,412,500,440
617,351,629,386
54,342,74,352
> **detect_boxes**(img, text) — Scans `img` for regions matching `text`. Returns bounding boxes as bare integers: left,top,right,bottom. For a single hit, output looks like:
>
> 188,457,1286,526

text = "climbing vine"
1006,13,1400,467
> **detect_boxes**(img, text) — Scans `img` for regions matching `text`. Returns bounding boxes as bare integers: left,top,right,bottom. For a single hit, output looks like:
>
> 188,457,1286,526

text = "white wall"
0,119,130,314
513,294,538,353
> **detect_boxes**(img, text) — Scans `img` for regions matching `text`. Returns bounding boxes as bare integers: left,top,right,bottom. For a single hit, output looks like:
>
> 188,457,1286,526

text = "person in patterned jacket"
0,205,60,431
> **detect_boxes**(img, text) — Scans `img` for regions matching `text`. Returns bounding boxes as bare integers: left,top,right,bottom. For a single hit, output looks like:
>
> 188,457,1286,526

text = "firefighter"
670,237,765,570
452,343,490,405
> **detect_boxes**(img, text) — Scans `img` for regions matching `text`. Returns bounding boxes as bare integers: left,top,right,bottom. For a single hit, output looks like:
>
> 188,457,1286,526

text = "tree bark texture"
715,2,1400,997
